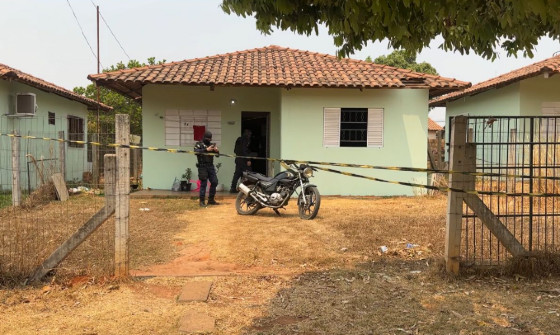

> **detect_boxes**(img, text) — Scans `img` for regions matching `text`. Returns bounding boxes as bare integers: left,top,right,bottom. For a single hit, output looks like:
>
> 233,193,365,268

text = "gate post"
445,116,468,274
114,114,130,277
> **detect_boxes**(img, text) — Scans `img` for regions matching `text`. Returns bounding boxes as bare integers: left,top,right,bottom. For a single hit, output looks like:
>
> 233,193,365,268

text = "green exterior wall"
446,82,521,120
443,74,560,164
446,74,560,121
142,85,429,196
141,85,281,191
281,88,428,196
0,79,90,191
520,75,560,115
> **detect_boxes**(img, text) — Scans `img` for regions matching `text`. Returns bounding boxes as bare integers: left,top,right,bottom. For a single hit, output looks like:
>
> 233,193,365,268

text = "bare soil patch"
1,195,560,334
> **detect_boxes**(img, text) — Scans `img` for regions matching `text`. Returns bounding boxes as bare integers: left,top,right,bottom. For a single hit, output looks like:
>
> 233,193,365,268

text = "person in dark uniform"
230,129,252,193
194,131,219,207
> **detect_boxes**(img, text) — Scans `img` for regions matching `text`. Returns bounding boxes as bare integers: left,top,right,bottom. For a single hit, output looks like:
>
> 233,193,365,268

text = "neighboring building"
0,63,111,191
89,45,469,196
428,118,443,140
430,54,560,122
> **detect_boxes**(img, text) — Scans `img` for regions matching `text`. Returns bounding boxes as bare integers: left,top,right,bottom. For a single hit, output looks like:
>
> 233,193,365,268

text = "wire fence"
0,114,139,284
3,113,560,281
458,116,560,266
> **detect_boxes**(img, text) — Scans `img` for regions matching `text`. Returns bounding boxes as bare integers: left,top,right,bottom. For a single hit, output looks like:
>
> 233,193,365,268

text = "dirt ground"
1,195,560,334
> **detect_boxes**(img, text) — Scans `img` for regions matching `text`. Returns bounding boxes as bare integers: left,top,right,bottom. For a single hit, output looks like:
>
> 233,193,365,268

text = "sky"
1,0,560,125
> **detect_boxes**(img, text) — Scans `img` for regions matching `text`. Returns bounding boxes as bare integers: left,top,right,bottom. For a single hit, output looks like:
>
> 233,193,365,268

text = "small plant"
181,168,192,181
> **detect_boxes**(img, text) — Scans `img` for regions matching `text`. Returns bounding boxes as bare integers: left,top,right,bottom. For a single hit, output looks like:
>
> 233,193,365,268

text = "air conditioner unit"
15,93,37,116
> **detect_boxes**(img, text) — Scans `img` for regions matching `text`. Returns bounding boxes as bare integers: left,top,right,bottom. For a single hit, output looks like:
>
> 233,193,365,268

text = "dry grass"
2,195,560,334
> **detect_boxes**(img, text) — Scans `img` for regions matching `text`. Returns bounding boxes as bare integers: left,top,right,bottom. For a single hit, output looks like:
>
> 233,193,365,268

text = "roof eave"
429,68,557,107
89,77,471,102
89,76,143,103
2,72,112,112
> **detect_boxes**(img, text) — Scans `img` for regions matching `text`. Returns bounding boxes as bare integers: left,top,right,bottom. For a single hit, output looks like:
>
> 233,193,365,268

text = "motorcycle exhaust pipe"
238,183,251,195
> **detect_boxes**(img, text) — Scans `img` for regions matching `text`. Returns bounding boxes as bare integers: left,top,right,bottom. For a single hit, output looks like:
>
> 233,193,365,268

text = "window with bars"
48,111,55,125
323,107,383,148
68,115,84,148
340,108,368,147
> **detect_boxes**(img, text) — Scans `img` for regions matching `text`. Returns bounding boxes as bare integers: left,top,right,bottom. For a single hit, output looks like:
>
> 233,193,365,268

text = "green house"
0,63,111,191
90,46,468,196
431,55,560,123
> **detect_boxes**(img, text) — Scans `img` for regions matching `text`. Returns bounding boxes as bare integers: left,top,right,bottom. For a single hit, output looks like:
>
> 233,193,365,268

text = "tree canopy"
221,0,560,59
74,57,164,135
367,50,439,75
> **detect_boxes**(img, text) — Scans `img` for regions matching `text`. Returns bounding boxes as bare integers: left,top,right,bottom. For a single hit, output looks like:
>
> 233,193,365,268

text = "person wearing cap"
194,131,220,207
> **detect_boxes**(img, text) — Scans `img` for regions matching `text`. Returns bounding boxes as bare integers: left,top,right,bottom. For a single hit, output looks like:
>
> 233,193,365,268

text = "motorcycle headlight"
303,167,314,178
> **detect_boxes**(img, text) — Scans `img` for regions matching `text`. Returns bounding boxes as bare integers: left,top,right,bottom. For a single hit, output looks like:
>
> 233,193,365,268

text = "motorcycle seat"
250,173,275,182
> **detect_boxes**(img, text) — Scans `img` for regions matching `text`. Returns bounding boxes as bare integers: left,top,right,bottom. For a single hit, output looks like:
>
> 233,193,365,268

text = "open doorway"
241,111,270,176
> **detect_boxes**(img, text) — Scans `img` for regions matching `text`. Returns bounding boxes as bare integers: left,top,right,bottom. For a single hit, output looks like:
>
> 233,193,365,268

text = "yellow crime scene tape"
1,132,559,197
311,166,559,198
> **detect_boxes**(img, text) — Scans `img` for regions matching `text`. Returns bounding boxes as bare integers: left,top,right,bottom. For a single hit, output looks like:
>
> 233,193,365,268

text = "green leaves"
221,0,560,59
74,58,165,135
373,50,439,75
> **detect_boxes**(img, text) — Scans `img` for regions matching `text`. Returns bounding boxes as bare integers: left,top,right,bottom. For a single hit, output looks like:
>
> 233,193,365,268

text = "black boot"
207,196,219,205
199,196,206,207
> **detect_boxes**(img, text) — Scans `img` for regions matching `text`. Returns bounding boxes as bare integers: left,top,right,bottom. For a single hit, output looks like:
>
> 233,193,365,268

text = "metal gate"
451,116,560,267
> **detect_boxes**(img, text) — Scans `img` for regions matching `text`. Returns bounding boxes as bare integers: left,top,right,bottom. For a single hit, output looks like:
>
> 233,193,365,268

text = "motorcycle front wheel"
298,186,321,220
235,188,262,215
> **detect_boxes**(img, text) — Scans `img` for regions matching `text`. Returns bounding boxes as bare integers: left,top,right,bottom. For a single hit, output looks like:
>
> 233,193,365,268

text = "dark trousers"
230,158,251,191
198,165,218,199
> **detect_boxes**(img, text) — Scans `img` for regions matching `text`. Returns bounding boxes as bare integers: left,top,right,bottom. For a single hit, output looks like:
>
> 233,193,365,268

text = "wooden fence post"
11,131,21,206
435,130,443,168
58,131,66,180
445,116,468,274
92,133,99,188
130,135,140,183
114,114,130,277
105,154,116,214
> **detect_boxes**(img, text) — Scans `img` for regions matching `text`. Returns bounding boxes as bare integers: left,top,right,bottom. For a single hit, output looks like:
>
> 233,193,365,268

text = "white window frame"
323,107,383,148
541,102,560,137
165,109,221,147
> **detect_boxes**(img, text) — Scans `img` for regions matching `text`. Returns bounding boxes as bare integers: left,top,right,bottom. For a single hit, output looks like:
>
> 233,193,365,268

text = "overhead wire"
65,0,103,68
90,0,132,61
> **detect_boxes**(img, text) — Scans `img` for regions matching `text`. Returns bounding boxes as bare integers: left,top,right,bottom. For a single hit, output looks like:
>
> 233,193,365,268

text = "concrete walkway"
177,281,215,334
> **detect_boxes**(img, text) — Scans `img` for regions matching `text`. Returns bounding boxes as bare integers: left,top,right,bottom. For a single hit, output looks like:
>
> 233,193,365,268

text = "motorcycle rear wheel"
298,186,321,220
235,188,261,215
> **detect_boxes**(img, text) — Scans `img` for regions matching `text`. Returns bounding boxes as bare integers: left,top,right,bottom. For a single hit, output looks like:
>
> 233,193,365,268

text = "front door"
241,111,270,176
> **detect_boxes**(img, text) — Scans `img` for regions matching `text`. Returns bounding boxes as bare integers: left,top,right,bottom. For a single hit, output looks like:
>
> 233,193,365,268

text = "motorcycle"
235,162,321,220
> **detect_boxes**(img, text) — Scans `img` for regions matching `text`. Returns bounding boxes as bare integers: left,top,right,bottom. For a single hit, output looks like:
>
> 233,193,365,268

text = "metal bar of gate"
529,118,534,251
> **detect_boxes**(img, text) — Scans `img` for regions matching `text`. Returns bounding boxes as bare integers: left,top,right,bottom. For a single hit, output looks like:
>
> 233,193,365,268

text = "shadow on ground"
240,258,559,335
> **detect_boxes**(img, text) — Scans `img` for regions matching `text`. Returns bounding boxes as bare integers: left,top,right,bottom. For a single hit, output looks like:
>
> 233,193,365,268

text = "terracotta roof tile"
0,63,112,111
429,54,560,107
89,46,469,101
428,118,443,131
